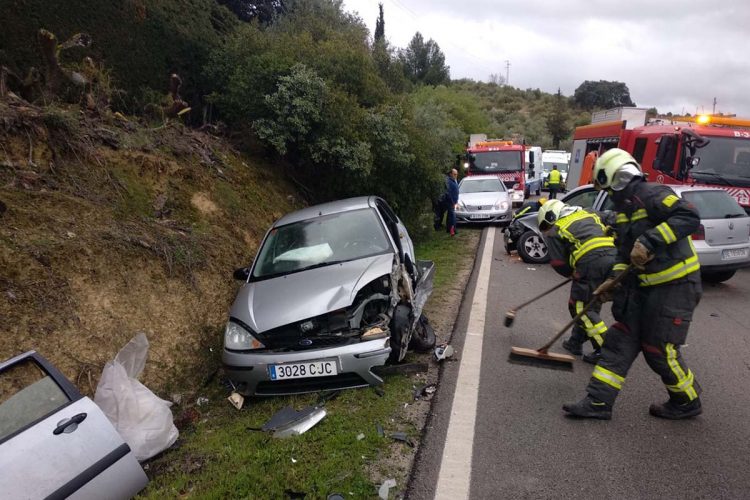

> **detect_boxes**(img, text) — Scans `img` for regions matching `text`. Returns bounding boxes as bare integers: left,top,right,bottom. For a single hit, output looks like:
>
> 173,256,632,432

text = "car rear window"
681,190,746,219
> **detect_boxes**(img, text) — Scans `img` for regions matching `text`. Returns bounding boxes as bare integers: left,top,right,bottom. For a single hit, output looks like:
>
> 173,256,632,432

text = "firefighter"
563,148,703,420
537,199,616,364
547,165,562,199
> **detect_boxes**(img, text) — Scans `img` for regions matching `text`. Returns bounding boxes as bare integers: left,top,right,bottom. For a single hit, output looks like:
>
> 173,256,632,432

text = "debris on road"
390,432,415,447
356,433,365,441
413,383,437,400
434,344,454,361
378,478,397,500
376,423,384,437
262,405,327,439
227,392,244,410
196,396,210,406
526,267,537,271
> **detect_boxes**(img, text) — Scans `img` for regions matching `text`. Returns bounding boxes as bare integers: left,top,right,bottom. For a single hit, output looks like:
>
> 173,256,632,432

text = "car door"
0,351,148,500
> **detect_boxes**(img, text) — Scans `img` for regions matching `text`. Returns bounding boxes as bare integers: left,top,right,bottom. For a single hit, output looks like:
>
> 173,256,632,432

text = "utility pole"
504,60,510,86
713,97,717,114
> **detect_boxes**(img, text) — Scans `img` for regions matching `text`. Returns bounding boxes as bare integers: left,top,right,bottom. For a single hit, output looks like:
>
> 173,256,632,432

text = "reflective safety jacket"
609,179,700,287
548,169,562,186
546,209,616,278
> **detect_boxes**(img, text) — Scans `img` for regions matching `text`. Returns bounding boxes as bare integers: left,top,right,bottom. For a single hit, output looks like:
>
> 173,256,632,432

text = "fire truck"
567,107,750,212
465,135,539,205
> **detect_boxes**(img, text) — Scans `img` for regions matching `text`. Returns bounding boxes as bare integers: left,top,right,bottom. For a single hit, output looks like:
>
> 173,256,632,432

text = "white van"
541,150,570,187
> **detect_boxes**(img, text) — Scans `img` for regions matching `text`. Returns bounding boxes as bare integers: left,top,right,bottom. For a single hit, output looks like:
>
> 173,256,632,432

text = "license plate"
269,360,338,380
470,214,489,219
721,248,749,260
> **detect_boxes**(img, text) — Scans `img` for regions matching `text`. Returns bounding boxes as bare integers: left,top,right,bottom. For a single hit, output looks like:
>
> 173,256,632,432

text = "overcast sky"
342,0,750,117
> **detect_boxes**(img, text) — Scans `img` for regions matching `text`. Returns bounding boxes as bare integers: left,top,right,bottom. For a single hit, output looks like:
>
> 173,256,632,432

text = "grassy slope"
139,231,479,499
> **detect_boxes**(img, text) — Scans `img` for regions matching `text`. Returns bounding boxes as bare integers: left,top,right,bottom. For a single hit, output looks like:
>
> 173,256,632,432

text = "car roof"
668,184,726,195
274,196,377,227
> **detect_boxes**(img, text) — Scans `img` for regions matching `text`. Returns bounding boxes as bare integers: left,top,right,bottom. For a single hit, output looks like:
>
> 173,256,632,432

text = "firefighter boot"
563,395,612,420
649,398,702,420
582,348,602,365
562,339,582,356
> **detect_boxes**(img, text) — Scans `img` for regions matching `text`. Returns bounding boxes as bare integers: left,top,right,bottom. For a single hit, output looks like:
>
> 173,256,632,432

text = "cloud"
343,0,750,115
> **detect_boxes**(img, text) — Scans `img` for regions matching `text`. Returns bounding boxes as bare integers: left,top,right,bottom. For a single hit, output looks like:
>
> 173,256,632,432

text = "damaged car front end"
223,196,435,396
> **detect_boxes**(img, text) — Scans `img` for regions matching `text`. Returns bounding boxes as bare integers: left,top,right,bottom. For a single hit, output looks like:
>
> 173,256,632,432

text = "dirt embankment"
0,99,301,394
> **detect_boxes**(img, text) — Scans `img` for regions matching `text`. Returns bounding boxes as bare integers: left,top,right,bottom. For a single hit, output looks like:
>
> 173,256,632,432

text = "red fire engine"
465,139,527,205
567,108,750,212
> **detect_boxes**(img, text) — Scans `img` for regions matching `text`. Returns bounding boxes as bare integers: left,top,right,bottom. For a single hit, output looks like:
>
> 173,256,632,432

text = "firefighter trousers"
567,254,613,350
587,278,702,406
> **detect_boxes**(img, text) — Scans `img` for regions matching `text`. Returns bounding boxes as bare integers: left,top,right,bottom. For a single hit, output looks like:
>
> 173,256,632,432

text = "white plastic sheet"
94,333,178,461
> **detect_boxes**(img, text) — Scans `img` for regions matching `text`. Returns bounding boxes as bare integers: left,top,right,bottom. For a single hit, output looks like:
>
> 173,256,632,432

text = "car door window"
0,358,70,441
563,189,599,209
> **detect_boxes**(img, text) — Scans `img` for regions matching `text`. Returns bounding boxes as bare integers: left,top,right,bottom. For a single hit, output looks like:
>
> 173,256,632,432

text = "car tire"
409,314,436,352
388,303,412,363
536,185,541,196
517,230,550,264
524,187,530,198
701,269,736,284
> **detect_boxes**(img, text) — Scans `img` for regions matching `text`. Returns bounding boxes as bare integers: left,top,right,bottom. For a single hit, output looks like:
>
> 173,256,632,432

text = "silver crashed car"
455,175,512,225
223,196,436,396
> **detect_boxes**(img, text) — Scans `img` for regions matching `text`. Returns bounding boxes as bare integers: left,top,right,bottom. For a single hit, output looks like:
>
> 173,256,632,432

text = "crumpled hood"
229,253,396,333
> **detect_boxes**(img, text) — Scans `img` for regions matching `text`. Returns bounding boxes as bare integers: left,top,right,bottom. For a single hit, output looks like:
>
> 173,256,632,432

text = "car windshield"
542,162,569,173
470,151,522,173
691,137,750,187
460,178,505,193
252,208,392,279
681,190,746,219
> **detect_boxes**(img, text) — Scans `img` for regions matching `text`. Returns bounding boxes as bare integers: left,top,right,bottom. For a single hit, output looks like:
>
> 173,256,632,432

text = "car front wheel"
517,231,550,264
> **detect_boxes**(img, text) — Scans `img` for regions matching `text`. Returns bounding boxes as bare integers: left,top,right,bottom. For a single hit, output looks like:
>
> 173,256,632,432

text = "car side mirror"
233,267,251,281
529,151,535,163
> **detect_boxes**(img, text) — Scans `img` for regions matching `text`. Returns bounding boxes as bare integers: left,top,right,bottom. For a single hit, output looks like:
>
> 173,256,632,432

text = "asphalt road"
409,226,750,500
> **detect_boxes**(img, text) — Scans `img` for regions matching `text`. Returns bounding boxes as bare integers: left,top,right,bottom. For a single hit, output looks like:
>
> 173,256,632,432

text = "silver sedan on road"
455,175,512,225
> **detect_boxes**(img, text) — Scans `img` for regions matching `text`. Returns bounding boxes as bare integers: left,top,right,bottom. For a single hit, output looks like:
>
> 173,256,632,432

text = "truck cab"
465,137,527,206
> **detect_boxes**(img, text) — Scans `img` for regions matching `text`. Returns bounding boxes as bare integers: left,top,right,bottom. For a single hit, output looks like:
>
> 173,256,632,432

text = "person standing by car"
434,169,460,235
563,148,703,420
537,199,616,364
547,165,562,199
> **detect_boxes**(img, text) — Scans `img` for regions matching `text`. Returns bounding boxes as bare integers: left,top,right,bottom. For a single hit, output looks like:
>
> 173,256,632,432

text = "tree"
488,73,505,86
374,3,385,42
573,80,635,110
217,0,286,24
399,32,450,86
546,88,571,149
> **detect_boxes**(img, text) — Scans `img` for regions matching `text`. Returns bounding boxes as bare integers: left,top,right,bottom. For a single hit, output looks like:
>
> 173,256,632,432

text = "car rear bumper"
695,241,750,271
222,337,391,396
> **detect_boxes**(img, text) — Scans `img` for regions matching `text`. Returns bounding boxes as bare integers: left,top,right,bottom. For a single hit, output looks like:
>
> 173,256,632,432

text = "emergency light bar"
670,114,750,128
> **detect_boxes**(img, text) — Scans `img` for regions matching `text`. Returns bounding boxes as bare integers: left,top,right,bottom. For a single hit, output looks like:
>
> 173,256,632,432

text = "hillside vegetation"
0,0,610,392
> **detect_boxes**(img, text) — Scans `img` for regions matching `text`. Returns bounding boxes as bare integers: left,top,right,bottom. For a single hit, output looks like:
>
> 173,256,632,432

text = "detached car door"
0,351,148,500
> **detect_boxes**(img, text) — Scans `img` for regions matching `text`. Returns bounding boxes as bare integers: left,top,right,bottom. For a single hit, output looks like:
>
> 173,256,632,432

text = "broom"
508,265,632,370
504,277,573,328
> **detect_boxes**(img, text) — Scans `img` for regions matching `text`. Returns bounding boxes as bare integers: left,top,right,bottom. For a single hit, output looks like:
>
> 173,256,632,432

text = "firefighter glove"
630,240,654,269
594,277,618,303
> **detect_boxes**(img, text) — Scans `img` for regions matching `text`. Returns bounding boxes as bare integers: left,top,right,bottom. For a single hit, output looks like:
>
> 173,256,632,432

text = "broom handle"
512,277,572,312
538,265,633,353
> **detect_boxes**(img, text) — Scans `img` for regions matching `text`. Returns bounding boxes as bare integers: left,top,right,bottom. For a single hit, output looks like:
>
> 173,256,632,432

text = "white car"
455,175,513,225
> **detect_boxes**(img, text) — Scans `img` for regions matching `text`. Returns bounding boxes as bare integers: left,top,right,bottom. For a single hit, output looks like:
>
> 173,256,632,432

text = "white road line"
434,226,495,500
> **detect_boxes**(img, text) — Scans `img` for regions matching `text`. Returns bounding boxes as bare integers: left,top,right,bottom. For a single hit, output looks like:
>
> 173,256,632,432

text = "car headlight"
225,321,265,350
456,202,466,212
510,191,524,201
494,201,510,211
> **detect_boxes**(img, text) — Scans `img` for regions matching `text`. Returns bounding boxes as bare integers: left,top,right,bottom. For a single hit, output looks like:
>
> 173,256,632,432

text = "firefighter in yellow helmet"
537,199,616,364
563,148,703,420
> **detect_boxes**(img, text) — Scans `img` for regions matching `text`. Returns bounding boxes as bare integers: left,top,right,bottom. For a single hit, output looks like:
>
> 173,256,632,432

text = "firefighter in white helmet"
563,148,703,420
537,199,616,364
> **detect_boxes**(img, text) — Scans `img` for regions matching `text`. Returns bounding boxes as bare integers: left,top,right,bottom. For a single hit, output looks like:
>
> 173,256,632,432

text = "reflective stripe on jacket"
610,180,700,287
545,209,616,277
